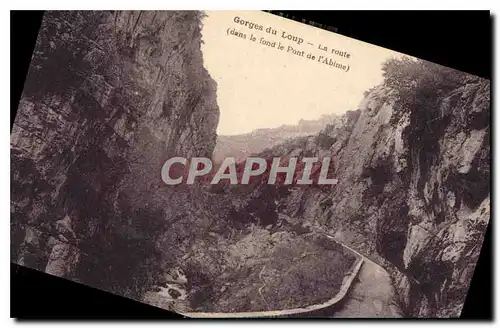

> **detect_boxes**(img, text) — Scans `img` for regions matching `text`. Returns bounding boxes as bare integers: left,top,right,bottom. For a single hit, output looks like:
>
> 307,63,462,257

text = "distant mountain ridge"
213,114,340,163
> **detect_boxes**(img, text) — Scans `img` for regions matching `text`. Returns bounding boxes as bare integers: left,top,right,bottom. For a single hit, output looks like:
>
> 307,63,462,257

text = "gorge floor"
142,231,404,318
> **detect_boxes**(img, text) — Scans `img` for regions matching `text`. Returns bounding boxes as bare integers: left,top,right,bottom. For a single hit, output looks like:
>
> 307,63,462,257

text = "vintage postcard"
11,10,490,318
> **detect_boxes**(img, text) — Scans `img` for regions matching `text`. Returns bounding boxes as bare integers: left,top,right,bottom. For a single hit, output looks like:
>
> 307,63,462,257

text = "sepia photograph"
10,10,490,318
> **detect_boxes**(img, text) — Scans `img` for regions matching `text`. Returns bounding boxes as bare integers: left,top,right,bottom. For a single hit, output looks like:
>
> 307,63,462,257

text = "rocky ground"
203,232,357,313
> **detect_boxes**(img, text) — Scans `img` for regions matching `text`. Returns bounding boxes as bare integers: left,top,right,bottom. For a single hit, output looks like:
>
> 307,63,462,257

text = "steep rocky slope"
254,58,490,317
11,10,219,300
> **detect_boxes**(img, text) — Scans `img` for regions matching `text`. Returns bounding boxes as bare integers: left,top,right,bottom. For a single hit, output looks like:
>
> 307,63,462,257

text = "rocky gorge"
11,11,490,318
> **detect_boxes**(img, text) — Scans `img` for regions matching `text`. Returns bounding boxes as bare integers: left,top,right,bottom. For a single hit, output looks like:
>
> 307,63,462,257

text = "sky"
200,11,403,136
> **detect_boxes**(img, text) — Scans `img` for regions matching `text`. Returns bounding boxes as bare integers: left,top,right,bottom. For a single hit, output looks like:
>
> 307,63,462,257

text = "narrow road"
325,235,404,318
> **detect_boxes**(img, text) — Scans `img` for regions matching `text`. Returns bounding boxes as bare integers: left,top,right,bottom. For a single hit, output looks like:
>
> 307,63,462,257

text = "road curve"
325,235,404,318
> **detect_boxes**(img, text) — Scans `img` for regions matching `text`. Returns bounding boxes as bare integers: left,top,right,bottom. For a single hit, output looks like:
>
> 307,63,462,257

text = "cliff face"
260,61,490,317
11,10,219,299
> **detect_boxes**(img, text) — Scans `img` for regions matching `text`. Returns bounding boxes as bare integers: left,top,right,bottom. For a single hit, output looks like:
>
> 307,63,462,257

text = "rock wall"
11,10,219,299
